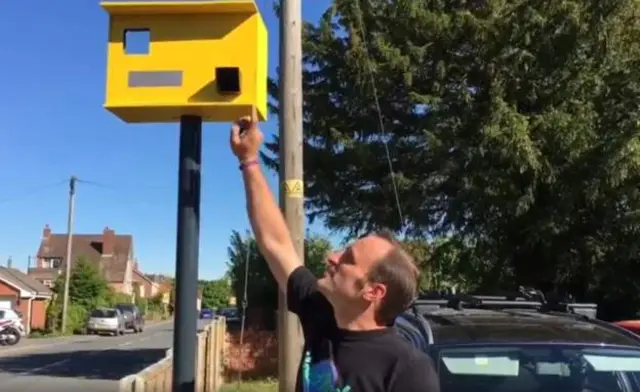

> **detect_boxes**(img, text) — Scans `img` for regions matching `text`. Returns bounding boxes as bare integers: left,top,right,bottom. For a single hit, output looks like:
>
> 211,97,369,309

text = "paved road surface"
0,319,212,392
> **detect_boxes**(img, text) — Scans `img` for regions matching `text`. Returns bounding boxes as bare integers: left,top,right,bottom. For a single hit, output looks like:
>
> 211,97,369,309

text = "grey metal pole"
172,115,202,392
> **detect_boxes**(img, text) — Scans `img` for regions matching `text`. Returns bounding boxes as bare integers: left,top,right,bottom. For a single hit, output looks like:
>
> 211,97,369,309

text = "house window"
42,280,53,288
42,257,62,269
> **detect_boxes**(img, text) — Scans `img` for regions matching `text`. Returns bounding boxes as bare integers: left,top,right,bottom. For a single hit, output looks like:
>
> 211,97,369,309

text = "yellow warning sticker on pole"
283,180,304,198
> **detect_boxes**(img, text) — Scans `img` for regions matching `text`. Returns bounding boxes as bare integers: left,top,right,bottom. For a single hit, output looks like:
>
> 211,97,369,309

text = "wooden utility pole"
278,0,304,391
61,176,76,333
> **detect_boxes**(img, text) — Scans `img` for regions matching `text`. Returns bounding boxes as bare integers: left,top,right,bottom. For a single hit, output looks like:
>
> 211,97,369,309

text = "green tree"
47,256,111,333
51,256,111,309
304,234,333,277
265,0,640,318
68,257,111,309
201,279,232,309
401,237,479,292
226,230,332,311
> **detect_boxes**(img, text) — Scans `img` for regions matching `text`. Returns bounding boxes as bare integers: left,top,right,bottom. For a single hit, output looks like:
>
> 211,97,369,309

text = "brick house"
158,281,172,305
0,267,52,333
28,225,135,296
132,268,160,299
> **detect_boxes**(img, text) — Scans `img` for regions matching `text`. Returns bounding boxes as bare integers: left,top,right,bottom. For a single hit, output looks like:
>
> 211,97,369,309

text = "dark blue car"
199,308,214,320
395,290,640,392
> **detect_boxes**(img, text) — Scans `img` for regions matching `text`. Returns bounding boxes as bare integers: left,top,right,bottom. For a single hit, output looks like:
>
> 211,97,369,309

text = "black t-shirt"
287,266,440,392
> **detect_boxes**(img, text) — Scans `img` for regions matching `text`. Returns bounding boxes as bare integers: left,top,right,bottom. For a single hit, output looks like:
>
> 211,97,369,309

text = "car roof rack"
414,286,598,319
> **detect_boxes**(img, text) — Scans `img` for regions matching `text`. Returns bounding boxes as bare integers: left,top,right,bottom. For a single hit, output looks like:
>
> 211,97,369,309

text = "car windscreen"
435,344,640,392
91,309,117,318
222,308,238,316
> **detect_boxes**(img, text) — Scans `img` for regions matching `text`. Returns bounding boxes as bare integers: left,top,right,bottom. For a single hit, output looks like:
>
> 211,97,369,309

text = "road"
0,319,212,392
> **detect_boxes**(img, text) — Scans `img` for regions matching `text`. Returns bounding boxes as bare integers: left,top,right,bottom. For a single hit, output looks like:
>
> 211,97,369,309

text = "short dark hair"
367,231,419,325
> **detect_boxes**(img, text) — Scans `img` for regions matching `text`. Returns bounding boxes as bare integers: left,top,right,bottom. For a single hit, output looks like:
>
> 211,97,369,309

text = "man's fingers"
232,111,258,146
251,106,258,124
230,124,241,145
238,116,252,131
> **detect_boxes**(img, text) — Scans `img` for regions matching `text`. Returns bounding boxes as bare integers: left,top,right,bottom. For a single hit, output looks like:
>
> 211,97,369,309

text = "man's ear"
362,283,386,302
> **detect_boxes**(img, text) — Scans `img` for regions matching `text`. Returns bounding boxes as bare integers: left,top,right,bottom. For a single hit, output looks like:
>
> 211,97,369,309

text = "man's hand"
230,106,263,162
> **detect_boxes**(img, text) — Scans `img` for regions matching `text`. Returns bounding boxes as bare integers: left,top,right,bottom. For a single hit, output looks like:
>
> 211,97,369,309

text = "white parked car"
86,308,125,336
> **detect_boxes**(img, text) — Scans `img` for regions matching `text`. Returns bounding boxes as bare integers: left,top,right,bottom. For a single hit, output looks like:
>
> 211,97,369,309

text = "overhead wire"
236,231,252,388
0,179,68,205
75,178,171,191
351,0,433,349
352,0,406,230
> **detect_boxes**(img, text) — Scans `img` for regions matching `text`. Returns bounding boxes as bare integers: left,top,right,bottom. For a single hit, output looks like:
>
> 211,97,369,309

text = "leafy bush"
45,301,87,335
108,291,133,306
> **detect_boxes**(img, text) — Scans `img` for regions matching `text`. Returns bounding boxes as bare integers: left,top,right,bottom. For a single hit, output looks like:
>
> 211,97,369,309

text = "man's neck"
335,311,385,331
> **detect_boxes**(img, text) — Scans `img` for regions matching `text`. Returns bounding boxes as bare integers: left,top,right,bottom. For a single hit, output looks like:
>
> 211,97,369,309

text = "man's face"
317,236,391,312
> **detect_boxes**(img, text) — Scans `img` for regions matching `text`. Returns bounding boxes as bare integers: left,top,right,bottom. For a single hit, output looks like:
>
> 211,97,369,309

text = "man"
230,109,440,392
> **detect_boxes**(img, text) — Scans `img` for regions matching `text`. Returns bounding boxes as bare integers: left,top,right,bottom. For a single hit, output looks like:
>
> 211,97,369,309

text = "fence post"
216,317,226,390
206,323,214,392
118,374,136,392
134,375,145,392
198,328,207,391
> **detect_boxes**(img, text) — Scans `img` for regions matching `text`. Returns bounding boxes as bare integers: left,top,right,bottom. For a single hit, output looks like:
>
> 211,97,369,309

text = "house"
0,267,52,333
28,224,135,296
158,282,172,306
133,268,160,299
152,281,200,310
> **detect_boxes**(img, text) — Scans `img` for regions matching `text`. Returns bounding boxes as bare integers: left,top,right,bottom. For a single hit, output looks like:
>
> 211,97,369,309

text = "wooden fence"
119,317,226,392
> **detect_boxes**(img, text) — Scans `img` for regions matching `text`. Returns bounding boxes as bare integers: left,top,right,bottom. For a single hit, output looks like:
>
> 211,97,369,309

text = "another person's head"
317,231,419,328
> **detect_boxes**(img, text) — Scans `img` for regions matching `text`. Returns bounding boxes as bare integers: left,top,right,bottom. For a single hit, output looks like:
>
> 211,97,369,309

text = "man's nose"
327,250,343,266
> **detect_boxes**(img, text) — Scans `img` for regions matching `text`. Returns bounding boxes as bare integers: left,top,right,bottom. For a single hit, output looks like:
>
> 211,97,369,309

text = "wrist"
239,157,260,171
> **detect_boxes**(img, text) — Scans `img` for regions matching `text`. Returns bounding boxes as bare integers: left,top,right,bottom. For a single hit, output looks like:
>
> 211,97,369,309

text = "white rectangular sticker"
584,355,640,372
441,356,520,376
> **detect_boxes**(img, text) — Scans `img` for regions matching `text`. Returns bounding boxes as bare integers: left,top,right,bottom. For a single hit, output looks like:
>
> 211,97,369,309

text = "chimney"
134,260,139,271
102,227,115,256
6,257,12,269
42,224,51,239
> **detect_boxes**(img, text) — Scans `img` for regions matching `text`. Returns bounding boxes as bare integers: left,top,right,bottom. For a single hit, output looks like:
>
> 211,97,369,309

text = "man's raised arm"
229,109,302,290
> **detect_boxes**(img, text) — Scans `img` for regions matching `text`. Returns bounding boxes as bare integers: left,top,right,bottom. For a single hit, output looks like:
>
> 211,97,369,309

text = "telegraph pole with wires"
278,0,305,391
61,175,76,334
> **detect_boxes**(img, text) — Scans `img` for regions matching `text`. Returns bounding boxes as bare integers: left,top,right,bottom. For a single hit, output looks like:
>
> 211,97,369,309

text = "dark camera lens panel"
216,67,240,94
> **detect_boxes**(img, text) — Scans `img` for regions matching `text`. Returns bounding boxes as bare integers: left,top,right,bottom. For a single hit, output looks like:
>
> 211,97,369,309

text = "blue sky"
0,0,334,279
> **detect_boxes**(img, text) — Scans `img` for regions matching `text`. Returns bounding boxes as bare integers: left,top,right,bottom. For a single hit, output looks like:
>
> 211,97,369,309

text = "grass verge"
218,378,278,392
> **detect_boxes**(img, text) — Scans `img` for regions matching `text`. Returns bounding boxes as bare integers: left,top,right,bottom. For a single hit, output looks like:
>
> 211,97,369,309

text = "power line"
353,0,405,230
0,180,67,205
75,179,177,209
76,178,171,191
0,176,203,210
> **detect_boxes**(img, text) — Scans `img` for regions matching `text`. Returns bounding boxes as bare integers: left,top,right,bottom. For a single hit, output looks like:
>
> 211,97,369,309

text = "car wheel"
7,330,21,346
119,329,125,335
